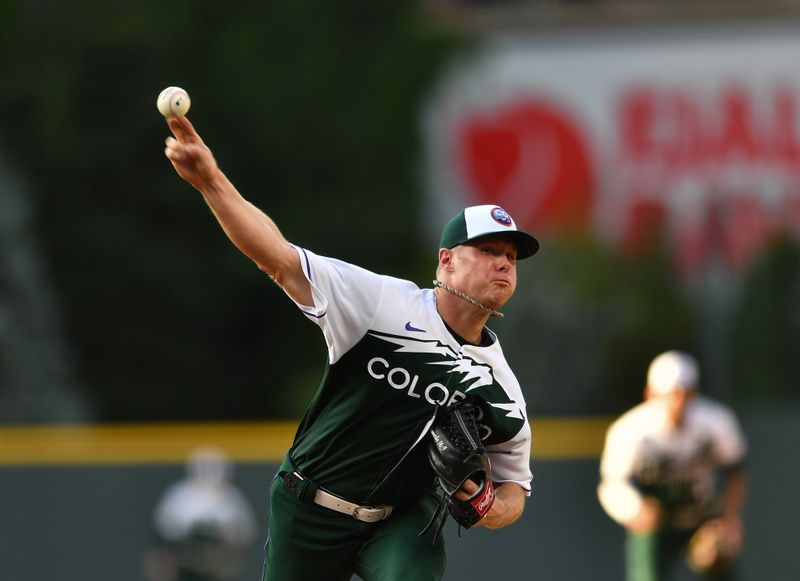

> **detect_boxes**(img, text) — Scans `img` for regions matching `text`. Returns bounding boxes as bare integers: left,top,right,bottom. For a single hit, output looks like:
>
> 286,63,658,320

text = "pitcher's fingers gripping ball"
157,86,191,118
163,115,219,188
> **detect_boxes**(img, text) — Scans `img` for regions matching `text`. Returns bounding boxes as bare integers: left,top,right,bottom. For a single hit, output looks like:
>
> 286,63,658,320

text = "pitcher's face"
445,236,518,309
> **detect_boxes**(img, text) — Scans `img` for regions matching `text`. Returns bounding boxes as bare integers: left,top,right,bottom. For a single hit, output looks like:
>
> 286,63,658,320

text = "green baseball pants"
262,474,447,581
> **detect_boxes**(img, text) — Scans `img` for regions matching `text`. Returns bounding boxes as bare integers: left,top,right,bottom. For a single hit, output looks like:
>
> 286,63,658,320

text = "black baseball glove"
425,399,495,532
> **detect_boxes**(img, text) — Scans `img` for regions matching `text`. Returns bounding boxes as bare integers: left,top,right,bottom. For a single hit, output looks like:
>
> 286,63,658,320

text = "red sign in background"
458,99,594,236
452,86,800,277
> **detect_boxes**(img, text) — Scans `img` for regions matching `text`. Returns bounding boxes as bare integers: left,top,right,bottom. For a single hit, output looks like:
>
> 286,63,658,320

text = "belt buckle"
353,505,389,522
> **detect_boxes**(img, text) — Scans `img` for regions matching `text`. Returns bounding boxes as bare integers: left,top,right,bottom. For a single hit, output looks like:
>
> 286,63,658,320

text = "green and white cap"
440,205,540,259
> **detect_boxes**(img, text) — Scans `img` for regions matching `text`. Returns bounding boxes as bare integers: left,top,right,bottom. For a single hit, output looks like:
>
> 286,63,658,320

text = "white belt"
313,488,394,523
284,471,394,523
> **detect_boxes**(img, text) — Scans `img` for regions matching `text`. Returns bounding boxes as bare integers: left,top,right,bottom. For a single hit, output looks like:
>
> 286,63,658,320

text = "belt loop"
282,470,320,507
297,475,319,506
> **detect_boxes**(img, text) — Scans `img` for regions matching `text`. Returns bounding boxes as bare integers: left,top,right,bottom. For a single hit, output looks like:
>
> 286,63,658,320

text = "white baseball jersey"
154,480,257,546
598,395,746,529
283,247,533,506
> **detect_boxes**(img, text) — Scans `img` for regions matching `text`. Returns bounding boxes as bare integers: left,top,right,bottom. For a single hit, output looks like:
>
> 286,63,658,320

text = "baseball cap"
187,447,232,484
646,351,699,395
439,205,540,259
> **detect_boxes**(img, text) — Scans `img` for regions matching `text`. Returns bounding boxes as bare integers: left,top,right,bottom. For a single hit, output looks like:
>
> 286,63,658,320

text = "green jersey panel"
286,247,532,506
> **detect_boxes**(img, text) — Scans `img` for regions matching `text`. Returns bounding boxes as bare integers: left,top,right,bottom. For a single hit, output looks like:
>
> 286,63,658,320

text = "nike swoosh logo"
404,321,426,332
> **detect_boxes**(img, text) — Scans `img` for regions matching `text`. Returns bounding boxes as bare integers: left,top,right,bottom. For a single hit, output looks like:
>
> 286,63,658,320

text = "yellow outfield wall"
0,417,613,466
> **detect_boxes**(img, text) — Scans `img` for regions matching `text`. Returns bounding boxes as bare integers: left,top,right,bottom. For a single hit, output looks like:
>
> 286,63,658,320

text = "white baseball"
157,86,191,118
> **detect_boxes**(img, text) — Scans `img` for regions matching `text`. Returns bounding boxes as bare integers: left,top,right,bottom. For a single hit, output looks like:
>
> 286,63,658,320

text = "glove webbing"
447,404,484,458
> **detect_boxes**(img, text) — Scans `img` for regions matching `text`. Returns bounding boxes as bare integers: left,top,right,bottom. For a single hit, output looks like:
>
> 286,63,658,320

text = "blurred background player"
142,447,257,581
597,350,748,581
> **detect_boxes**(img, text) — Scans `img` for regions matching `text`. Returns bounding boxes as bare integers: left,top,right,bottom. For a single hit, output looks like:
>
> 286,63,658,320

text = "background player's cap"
646,351,699,395
440,205,540,259
187,446,232,484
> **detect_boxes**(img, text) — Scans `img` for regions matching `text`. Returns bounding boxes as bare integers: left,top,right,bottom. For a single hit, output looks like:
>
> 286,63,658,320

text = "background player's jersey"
598,395,747,528
283,247,532,506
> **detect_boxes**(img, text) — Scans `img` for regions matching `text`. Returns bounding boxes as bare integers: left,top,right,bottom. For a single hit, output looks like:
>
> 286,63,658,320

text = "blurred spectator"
598,351,748,580
142,447,257,581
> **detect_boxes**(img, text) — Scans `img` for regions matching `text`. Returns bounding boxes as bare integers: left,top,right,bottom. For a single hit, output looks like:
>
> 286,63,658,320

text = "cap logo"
490,207,513,227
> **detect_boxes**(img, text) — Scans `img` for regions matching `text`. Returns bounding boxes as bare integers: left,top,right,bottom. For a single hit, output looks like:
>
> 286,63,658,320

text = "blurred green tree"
0,0,464,421
733,233,800,403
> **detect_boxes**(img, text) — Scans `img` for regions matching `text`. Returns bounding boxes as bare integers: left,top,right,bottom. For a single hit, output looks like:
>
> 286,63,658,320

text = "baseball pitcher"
162,115,538,580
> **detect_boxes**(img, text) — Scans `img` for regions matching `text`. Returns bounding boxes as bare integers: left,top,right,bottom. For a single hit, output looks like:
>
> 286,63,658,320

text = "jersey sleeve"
288,246,385,363
707,402,747,468
487,421,532,495
597,416,645,524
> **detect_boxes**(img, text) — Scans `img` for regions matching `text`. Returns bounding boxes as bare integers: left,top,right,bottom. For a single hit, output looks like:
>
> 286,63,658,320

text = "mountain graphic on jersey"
289,326,527,503
364,330,526,445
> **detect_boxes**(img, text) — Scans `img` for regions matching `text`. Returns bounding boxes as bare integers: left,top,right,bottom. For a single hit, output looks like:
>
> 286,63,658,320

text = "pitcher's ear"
438,247,454,271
